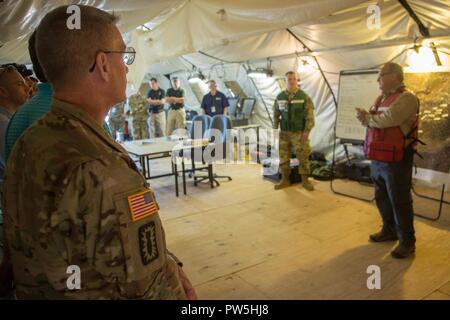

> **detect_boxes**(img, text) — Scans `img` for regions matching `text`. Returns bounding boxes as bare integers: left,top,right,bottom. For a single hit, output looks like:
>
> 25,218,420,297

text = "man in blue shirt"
5,31,54,161
200,80,229,117
5,31,111,161
0,66,29,181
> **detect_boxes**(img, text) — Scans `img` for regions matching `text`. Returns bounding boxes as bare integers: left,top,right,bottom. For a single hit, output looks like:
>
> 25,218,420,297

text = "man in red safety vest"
356,62,420,259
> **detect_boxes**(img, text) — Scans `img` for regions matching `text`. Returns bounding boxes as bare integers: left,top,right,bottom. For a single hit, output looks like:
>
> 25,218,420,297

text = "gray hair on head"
383,62,404,82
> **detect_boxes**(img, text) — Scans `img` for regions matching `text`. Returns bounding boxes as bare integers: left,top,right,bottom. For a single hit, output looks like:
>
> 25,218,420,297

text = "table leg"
146,156,151,179
182,159,186,195
257,126,260,164
208,164,214,188
140,156,147,179
173,161,179,197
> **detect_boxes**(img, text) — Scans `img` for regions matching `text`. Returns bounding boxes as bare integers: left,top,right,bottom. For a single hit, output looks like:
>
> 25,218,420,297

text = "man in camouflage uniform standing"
273,71,315,191
107,101,125,141
128,92,149,140
3,5,196,299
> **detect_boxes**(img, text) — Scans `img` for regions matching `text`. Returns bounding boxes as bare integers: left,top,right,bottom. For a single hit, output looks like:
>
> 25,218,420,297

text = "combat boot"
274,171,291,190
301,175,314,191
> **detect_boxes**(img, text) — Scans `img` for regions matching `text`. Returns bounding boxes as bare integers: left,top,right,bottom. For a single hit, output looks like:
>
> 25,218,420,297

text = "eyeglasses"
89,47,136,72
378,72,392,77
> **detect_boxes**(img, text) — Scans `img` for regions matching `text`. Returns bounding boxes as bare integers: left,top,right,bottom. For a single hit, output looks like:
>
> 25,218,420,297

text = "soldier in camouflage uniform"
107,101,125,141
273,71,315,191
3,5,195,299
128,93,149,140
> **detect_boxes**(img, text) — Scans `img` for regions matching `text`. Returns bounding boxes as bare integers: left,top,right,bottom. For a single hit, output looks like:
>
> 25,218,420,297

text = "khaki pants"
166,108,186,136
148,112,166,138
279,131,311,175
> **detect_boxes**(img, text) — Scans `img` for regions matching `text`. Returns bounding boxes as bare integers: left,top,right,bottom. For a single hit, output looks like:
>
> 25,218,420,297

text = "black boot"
369,229,398,242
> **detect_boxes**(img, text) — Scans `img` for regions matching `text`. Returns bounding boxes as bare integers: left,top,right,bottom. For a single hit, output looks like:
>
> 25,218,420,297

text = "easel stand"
330,133,447,221
412,184,449,221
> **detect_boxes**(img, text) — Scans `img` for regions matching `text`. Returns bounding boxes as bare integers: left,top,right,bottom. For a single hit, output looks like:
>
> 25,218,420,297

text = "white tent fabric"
1,0,449,153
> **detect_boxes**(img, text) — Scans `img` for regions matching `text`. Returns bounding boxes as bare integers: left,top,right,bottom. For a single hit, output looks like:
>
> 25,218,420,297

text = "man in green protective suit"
273,71,315,191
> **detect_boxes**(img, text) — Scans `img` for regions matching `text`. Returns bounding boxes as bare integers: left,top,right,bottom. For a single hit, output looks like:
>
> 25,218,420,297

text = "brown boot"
301,175,314,191
274,171,291,190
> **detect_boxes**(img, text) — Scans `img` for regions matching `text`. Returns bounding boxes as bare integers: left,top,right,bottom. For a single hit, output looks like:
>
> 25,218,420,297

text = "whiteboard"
336,70,380,141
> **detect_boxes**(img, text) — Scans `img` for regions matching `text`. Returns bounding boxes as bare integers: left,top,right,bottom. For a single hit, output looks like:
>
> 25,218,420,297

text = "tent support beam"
398,0,429,37
245,30,450,64
241,64,274,127
398,0,442,65
198,51,240,64
286,28,338,108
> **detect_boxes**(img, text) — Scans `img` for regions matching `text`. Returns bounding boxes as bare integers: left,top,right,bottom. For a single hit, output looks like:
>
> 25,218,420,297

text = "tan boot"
301,175,314,191
274,171,291,190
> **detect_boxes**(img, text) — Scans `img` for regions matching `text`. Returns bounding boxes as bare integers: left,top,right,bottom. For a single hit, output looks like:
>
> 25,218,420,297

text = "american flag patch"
127,190,159,222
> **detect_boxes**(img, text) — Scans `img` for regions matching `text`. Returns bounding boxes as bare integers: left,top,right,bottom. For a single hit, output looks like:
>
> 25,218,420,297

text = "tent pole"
398,0,430,37
398,0,442,65
241,64,274,127
286,28,338,108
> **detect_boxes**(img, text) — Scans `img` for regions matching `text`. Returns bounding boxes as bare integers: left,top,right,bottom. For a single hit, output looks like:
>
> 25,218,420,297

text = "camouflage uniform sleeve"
304,94,315,132
39,160,128,298
273,99,280,130
50,160,187,299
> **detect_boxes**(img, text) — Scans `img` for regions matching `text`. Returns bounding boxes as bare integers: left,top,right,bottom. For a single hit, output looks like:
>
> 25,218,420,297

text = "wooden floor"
149,159,450,300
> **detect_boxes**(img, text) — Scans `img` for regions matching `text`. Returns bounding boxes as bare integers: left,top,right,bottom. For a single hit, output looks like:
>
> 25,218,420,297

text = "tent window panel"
224,81,248,102
189,81,209,103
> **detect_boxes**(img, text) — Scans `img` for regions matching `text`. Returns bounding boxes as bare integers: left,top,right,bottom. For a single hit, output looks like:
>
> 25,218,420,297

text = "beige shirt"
364,89,419,137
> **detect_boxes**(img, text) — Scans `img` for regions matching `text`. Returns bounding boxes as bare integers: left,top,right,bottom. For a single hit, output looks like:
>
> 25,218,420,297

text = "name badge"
211,106,216,113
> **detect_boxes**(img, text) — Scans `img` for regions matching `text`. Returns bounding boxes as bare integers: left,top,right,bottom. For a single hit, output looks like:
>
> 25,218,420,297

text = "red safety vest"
363,87,420,162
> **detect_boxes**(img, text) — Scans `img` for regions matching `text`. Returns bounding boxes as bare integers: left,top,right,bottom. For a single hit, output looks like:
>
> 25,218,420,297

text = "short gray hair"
383,62,404,82
36,5,119,84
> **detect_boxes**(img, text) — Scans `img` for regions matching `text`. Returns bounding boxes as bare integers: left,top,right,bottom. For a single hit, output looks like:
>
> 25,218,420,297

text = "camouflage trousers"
166,109,186,136
148,112,166,138
132,119,149,140
278,131,311,175
108,119,125,141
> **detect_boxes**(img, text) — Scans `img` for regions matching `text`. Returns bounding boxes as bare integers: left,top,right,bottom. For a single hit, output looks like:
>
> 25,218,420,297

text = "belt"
171,106,184,110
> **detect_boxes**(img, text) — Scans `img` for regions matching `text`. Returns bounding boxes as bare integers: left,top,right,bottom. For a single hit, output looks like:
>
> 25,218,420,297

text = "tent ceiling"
0,0,449,84
0,0,366,64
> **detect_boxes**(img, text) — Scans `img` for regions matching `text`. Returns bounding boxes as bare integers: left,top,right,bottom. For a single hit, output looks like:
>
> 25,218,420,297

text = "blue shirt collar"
36,82,52,95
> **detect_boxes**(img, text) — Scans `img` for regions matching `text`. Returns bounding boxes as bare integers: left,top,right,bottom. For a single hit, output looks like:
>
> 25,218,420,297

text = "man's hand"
355,108,368,124
178,266,197,300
